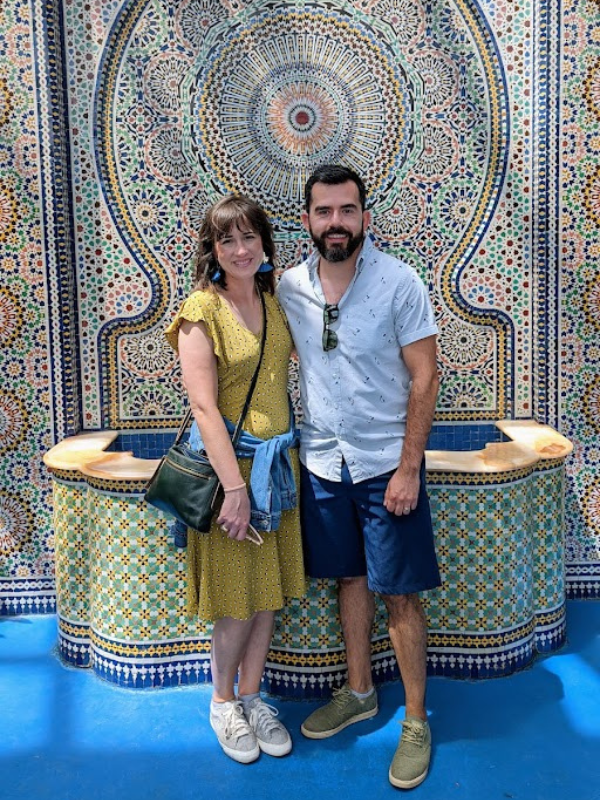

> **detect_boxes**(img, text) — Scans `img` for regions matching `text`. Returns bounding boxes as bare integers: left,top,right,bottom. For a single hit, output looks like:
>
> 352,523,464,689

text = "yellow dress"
165,289,306,621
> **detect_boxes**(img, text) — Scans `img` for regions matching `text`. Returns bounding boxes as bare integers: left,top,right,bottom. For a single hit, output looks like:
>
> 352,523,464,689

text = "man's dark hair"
304,164,367,212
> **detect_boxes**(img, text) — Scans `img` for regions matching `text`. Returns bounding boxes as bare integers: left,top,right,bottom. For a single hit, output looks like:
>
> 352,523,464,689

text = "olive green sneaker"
388,716,431,789
300,683,378,739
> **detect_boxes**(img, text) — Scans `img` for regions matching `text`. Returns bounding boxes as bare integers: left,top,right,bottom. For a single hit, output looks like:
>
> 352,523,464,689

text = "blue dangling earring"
258,252,273,273
211,263,221,281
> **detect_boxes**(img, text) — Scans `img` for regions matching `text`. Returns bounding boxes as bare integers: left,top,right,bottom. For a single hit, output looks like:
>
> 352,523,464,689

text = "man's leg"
382,593,428,719
300,575,378,738
383,592,431,789
299,464,379,738
339,575,375,693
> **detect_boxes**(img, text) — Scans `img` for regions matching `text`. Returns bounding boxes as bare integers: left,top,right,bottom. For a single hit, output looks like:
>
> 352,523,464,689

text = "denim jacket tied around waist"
169,408,298,547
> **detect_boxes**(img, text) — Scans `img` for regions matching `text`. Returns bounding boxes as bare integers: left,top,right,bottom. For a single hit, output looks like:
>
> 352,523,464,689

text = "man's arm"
383,334,439,516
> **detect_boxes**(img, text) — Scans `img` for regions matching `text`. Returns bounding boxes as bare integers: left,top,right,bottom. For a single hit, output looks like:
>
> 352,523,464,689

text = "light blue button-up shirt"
277,236,438,483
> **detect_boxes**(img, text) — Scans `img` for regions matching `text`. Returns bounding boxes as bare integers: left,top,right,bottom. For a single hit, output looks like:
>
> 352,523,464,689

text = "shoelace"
249,701,281,735
330,685,353,708
222,701,252,741
400,719,426,745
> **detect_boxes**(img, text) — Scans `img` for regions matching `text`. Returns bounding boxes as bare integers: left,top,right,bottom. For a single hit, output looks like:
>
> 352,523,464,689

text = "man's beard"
310,225,364,263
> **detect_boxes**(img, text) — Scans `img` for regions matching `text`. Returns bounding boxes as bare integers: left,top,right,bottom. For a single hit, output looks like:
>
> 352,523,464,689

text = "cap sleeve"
164,291,224,358
393,267,438,347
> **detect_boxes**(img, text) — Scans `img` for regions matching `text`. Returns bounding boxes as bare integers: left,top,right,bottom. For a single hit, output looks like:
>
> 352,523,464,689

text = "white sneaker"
210,700,260,764
246,697,292,757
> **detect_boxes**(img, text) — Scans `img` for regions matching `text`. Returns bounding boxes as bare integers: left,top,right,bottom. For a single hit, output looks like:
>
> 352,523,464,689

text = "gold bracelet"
223,482,246,493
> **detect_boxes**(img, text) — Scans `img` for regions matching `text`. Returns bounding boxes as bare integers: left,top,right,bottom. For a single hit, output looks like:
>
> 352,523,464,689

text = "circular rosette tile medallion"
181,9,417,224
95,0,510,426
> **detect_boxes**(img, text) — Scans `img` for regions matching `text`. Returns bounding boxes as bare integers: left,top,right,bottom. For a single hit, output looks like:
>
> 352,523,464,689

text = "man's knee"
339,575,369,590
382,592,423,621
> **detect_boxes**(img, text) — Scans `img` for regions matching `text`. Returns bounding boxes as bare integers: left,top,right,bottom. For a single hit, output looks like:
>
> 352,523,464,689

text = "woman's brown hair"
194,195,276,295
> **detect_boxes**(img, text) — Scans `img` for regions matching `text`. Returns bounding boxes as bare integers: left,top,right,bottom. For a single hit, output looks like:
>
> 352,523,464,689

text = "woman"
165,195,305,764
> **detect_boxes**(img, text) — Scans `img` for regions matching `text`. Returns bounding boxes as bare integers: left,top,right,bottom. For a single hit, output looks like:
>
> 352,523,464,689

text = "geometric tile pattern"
424,481,535,635
89,489,206,643
1,0,597,646
53,480,90,625
52,476,93,667
560,0,600,599
0,0,56,613
93,0,510,426
531,468,566,615
48,458,567,694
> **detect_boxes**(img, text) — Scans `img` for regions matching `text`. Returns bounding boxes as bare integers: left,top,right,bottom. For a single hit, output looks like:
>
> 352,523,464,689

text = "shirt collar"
355,234,374,274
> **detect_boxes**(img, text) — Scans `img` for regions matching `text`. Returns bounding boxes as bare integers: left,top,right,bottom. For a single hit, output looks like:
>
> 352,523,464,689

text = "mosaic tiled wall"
1,0,599,612
90,0,512,426
0,0,57,613
561,0,600,598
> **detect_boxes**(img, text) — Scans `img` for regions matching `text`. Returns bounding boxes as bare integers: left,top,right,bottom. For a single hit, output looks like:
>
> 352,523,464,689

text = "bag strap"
229,292,267,448
172,291,267,447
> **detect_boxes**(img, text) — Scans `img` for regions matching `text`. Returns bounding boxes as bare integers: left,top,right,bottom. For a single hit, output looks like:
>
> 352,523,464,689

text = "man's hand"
384,469,420,516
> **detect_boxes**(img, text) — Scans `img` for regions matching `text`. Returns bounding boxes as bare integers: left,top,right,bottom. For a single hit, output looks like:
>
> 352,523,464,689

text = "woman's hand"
216,486,252,541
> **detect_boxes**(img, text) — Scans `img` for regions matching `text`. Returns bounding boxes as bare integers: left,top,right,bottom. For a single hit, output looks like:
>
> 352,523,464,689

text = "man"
277,164,441,789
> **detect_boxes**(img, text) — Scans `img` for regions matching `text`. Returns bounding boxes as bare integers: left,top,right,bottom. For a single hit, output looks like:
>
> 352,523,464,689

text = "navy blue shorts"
300,461,441,596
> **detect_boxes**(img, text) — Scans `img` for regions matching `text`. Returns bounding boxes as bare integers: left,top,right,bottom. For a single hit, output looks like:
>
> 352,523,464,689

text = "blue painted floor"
1,601,599,800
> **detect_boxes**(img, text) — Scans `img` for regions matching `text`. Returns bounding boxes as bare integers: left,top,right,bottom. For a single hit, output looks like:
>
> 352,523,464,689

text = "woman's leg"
210,610,275,699
211,615,257,701
237,610,292,757
238,610,275,695
210,615,265,764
